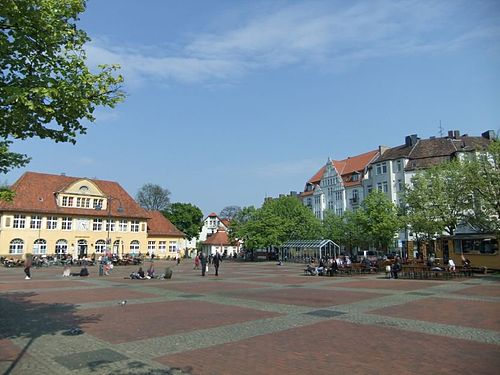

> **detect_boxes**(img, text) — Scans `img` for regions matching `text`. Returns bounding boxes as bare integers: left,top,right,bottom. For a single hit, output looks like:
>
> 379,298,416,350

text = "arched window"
55,239,68,257
130,240,140,254
9,238,24,254
95,239,106,253
34,239,47,254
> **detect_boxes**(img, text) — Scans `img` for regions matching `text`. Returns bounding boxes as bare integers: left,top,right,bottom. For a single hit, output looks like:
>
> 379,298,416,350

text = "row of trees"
229,141,499,253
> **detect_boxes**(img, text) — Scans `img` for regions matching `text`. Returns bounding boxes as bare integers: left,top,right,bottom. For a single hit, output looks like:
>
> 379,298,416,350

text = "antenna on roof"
438,120,444,137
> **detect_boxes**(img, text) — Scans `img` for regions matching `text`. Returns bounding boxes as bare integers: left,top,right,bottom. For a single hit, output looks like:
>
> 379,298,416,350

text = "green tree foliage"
162,203,203,240
463,140,500,237
219,205,242,220
357,190,401,250
403,160,471,237
232,196,322,250
322,209,365,253
136,183,171,211
0,0,124,174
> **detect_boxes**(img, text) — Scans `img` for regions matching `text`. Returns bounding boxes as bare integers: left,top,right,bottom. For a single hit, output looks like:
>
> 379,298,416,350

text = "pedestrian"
176,253,181,265
200,252,207,276
194,253,200,270
213,251,222,276
24,253,32,280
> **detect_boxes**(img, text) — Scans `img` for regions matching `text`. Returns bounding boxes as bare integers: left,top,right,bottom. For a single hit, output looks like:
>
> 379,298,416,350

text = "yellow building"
0,172,184,259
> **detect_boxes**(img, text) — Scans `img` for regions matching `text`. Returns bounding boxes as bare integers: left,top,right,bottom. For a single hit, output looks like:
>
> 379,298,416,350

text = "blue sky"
5,0,500,215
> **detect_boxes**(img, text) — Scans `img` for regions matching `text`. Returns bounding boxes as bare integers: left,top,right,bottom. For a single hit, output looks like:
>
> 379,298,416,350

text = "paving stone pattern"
0,261,499,374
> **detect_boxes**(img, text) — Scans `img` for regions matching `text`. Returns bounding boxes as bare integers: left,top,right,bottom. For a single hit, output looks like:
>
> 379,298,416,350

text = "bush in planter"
164,267,173,279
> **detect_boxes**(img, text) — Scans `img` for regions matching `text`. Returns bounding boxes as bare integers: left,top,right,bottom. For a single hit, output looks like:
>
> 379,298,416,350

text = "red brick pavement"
155,281,267,294
452,285,500,297
369,297,500,331
4,287,157,305
156,320,500,375
230,287,383,307
335,279,445,291
0,280,85,291
76,300,281,344
0,338,22,362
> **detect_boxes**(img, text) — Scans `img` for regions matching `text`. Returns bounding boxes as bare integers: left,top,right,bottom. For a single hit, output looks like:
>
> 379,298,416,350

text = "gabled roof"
305,150,378,188
147,211,185,237
202,229,234,246
373,135,492,171
0,171,149,219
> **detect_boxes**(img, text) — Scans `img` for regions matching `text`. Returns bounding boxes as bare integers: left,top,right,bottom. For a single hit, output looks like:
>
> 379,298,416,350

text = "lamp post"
96,196,123,256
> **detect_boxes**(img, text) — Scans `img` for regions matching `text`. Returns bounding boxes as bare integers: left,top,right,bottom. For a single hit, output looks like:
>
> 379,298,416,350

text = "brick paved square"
452,285,500,297
0,280,85,291
335,279,445,291
76,300,281,344
252,275,332,284
4,287,158,305
155,320,500,375
0,338,22,361
155,281,267,294
369,297,500,331
227,287,383,307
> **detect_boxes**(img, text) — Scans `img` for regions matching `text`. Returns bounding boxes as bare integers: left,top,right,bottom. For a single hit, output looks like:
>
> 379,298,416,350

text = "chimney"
482,130,496,140
448,130,454,138
405,134,419,147
378,145,389,155
454,130,460,138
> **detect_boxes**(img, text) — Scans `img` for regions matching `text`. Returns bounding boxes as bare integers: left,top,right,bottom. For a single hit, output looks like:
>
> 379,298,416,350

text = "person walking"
194,253,200,270
24,253,33,280
200,252,207,277
213,251,222,276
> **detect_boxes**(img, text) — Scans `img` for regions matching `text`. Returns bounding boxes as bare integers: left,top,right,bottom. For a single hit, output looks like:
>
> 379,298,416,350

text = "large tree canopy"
136,183,171,211
219,205,242,220
232,196,322,250
464,141,500,237
162,203,203,241
0,0,124,174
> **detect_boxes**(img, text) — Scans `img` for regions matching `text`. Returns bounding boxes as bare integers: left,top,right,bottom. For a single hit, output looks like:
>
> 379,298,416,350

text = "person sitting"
304,264,317,276
391,258,402,279
328,260,339,276
147,263,155,279
71,267,89,277
448,259,456,272
462,256,472,276
62,265,71,277
129,267,146,279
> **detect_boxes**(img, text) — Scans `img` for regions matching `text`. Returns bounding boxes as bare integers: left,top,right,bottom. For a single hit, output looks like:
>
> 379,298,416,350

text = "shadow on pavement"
0,291,101,374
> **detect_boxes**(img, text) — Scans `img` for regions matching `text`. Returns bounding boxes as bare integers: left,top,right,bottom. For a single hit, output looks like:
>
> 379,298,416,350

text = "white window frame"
106,220,115,232
119,220,128,232
93,218,103,231
55,239,68,256
13,214,26,229
33,239,47,254
9,238,24,254
30,215,42,229
130,220,140,232
159,241,166,253
46,216,58,230
62,217,73,230
95,239,106,253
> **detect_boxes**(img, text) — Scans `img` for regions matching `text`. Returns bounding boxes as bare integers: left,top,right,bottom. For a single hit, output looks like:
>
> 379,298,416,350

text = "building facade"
0,172,184,259
300,150,379,220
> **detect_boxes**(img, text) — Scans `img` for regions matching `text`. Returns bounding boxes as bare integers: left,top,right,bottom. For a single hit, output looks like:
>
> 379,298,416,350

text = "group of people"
129,263,156,279
304,256,355,276
194,251,223,276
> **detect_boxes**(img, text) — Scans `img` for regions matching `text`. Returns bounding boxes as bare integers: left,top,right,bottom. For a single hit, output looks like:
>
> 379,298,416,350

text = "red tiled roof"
147,211,185,237
305,150,378,188
0,171,150,219
203,229,234,246
220,219,231,227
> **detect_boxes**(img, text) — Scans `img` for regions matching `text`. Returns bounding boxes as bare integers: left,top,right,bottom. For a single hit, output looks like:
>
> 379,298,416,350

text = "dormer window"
61,196,74,207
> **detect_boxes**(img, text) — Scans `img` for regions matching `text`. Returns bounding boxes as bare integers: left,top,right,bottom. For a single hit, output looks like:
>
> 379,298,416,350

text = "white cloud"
86,0,500,85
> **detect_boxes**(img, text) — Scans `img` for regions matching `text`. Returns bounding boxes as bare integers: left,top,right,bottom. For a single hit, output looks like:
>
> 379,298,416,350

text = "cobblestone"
1,261,499,374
